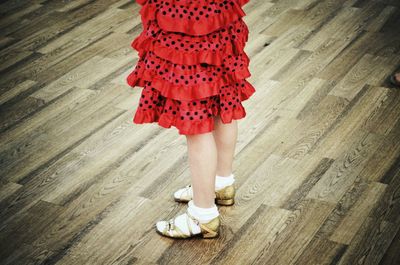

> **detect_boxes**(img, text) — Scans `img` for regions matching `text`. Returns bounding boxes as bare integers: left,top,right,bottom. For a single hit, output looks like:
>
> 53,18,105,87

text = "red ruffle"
238,80,256,101
157,2,245,36
131,18,248,66
138,0,248,36
237,0,250,6
133,80,255,135
136,0,250,6
134,109,216,135
138,1,156,23
126,51,251,100
136,0,148,5
130,69,251,99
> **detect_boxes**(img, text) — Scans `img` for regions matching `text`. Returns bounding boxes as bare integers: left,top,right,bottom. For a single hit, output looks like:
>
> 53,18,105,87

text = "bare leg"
395,72,400,82
186,131,217,208
212,115,238,177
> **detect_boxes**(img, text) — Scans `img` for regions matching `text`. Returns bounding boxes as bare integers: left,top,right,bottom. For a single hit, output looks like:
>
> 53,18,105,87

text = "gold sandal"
174,184,235,206
155,209,220,239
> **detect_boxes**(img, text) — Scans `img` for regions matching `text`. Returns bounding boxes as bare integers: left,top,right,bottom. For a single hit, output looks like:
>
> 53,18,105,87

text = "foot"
155,208,220,239
173,183,236,205
389,72,400,87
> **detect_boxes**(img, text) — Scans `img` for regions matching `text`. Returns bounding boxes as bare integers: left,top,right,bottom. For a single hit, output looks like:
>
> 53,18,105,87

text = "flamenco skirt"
126,0,255,135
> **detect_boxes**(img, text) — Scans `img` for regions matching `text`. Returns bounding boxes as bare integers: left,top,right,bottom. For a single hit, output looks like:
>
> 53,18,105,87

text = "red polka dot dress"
126,0,255,135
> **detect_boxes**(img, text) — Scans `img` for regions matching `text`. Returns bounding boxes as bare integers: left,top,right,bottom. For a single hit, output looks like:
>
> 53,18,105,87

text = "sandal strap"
185,213,194,236
186,209,218,237
185,209,200,226
179,184,192,200
198,222,217,236
163,216,189,238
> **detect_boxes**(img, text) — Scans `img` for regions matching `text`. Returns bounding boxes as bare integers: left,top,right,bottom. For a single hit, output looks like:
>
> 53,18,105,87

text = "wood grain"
1,0,399,264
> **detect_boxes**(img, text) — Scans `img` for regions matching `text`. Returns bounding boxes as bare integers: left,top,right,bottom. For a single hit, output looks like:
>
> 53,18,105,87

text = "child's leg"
185,131,217,208
212,115,238,177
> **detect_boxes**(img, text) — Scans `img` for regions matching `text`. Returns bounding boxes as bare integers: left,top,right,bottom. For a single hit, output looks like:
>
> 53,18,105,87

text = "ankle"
215,173,235,190
188,200,219,223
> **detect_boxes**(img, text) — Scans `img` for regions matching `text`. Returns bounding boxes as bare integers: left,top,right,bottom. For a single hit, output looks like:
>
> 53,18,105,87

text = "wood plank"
311,85,394,159
0,95,45,133
31,55,132,102
0,84,129,183
275,95,348,160
0,79,36,105
282,157,335,210
250,198,335,264
330,182,387,244
379,227,400,265
329,54,400,101
363,86,400,136
0,200,63,262
307,131,383,203
294,237,348,265
365,5,397,32
0,50,33,73
370,154,400,223
301,2,384,51
0,36,16,50
46,195,152,265
262,9,306,37
16,131,190,263
175,204,291,265
337,217,399,265
0,111,164,230
37,6,133,54
317,31,395,82
360,132,400,183
0,1,42,30
0,182,22,204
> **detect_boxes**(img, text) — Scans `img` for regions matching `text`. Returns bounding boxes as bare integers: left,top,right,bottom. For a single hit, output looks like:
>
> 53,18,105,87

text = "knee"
185,131,214,141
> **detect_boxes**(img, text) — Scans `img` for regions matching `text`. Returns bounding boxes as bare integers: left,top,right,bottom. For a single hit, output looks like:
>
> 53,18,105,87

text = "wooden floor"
1,0,400,264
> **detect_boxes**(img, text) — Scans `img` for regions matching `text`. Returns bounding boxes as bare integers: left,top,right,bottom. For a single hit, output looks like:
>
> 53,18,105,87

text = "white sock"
215,173,235,190
187,199,219,223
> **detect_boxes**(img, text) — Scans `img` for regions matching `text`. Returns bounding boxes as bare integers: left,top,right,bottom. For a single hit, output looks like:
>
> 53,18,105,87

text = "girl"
126,0,255,239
